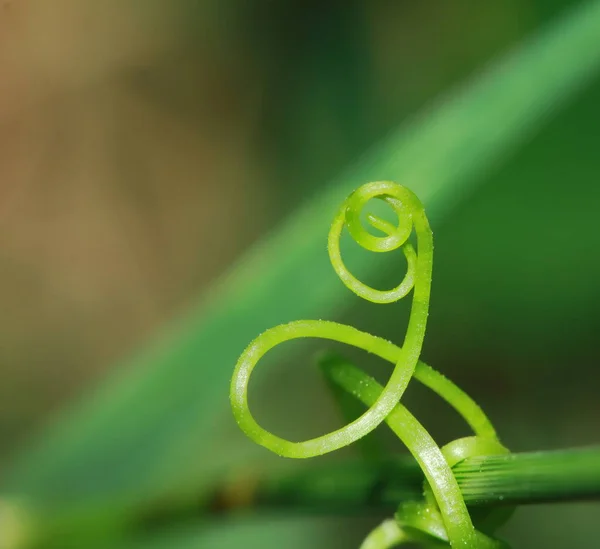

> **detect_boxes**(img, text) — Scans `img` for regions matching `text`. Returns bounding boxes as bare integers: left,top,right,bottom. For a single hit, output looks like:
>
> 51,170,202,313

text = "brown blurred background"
0,0,271,453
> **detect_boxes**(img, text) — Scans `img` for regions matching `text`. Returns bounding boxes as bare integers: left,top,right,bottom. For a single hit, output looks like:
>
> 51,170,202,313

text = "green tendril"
321,356,510,549
230,181,513,548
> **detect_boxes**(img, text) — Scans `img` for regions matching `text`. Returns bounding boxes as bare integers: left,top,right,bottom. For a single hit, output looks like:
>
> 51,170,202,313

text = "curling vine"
230,181,513,548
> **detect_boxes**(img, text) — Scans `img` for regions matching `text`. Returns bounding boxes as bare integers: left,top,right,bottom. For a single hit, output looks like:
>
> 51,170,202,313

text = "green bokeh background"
1,1,599,548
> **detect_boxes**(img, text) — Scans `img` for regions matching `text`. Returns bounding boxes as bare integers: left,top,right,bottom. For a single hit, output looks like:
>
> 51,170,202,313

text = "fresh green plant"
3,2,600,548
231,181,513,548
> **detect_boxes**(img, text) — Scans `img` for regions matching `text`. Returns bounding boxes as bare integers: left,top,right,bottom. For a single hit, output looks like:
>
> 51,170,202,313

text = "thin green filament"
230,182,512,548
231,182,432,458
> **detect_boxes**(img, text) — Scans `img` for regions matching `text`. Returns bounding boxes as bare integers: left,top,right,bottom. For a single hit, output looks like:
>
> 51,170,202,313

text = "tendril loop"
230,181,512,548
328,181,426,304
231,182,432,459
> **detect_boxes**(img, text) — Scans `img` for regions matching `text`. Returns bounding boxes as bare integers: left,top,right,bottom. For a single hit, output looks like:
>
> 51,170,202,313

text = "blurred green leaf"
4,0,600,519
107,517,362,549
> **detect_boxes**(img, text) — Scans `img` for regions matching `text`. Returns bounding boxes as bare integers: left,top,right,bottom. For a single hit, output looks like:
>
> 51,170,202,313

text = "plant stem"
249,446,600,512
13,446,600,548
454,446,600,506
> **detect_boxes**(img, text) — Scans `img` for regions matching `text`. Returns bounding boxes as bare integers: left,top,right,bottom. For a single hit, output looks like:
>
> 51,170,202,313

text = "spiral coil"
230,182,512,548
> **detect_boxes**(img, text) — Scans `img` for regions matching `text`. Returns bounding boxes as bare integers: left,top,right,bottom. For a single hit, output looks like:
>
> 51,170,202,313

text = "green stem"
454,447,600,506
320,358,480,547
255,447,600,511
10,447,600,548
